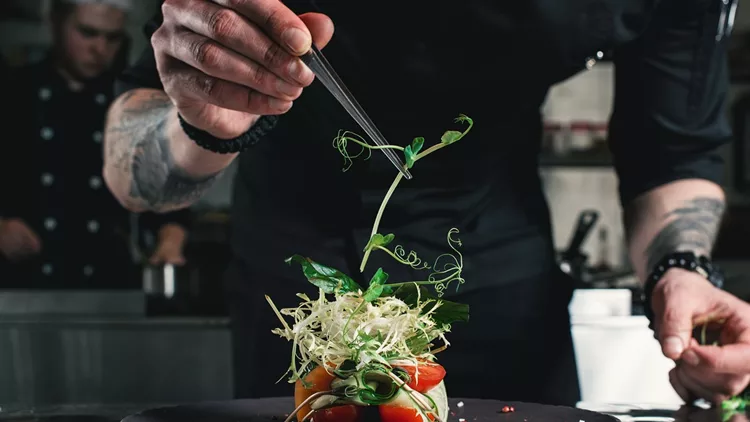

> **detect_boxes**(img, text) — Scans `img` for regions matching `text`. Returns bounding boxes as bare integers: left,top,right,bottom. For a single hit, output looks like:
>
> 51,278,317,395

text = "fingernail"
288,59,313,85
269,97,292,112
682,350,700,366
281,28,310,55
664,336,685,357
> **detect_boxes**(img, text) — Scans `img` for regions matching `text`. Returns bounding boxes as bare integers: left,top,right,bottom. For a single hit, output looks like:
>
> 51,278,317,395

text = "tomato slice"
294,366,363,422
380,405,434,422
392,362,446,393
294,366,336,422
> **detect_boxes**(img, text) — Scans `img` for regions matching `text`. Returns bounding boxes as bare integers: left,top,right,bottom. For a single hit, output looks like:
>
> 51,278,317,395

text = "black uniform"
115,0,732,405
0,53,191,289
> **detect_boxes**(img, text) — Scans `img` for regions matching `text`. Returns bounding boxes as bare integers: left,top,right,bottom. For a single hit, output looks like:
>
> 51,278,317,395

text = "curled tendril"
427,229,465,297
333,130,372,172
393,245,431,271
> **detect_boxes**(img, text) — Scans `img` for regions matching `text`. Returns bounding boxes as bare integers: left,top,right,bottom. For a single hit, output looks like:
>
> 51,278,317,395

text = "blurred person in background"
0,0,190,288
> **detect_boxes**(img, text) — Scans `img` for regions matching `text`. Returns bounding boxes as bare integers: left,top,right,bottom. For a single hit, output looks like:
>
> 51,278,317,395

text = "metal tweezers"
301,45,413,180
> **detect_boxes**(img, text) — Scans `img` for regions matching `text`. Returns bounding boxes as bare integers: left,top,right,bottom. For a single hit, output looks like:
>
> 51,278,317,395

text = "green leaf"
391,283,469,326
404,145,416,169
363,268,389,302
285,255,361,294
403,137,424,169
441,130,463,145
411,137,425,155
364,233,395,250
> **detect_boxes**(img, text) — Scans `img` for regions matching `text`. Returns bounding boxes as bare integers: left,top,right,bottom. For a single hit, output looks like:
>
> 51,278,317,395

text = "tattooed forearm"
643,196,725,273
104,89,223,212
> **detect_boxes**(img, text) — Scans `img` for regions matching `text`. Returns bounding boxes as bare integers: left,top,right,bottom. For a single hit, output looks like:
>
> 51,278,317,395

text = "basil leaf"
285,255,361,294
441,130,463,145
363,268,389,302
392,283,469,326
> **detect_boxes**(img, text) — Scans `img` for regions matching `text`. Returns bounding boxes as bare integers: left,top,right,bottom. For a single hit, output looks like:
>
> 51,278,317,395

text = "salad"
266,116,475,422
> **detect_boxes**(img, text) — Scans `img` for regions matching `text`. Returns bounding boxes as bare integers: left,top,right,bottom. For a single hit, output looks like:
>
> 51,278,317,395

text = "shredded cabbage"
269,289,450,382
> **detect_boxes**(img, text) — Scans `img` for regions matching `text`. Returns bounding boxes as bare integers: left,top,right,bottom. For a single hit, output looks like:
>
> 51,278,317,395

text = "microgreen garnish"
268,115,475,422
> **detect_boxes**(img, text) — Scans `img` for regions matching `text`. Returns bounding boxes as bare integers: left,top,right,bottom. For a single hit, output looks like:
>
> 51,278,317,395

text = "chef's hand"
651,268,750,404
149,224,187,266
153,0,335,139
0,218,41,261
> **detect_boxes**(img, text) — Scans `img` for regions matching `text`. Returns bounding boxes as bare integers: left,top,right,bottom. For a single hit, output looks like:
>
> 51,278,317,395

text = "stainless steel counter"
0,290,233,410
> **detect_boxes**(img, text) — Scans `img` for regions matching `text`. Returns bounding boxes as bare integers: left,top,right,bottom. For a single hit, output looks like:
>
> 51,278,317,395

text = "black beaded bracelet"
643,251,724,328
177,113,279,154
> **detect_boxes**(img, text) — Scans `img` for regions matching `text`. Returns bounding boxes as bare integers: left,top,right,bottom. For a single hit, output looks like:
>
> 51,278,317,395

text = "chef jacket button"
39,87,52,101
44,217,57,231
42,264,53,275
92,131,103,143
40,127,54,140
89,176,102,189
87,220,100,233
41,173,54,186
585,51,604,70
83,265,94,277
95,94,107,105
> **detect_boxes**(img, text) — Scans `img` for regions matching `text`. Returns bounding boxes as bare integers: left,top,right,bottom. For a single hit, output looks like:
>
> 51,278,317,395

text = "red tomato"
311,405,362,422
380,405,435,422
392,362,446,393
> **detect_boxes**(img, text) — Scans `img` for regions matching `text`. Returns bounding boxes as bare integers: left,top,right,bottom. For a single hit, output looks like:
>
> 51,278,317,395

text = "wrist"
158,223,187,246
176,112,278,154
644,251,724,325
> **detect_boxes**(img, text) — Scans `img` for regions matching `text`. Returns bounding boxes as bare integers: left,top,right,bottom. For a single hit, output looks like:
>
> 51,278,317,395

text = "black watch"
643,251,724,327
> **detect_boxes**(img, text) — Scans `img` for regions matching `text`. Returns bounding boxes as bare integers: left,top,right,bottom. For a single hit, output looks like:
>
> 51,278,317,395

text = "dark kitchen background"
0,0,748,415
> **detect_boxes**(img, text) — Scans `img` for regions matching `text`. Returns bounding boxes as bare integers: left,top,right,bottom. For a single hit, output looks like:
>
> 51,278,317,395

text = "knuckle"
248,66,269,88
261,42,287,68
192,73,218,99
192,39,221,68
207,8,237,40
261,7,285,35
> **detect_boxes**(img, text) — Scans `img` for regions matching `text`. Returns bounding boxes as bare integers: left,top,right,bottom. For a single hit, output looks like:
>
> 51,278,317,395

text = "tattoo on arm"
644,196,725,272
105,90,223,211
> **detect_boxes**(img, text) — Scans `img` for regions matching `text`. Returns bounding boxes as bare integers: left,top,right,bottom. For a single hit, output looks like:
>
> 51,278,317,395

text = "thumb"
299,13,334,50
656,295,696,360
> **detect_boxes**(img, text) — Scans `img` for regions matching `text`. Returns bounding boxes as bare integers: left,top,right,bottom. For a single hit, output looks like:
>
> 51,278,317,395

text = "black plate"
122,397,619,422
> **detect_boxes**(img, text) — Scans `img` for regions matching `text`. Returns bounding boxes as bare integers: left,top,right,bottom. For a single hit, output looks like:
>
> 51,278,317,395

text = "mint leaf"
391,283,469,326
363,268,389,302
285,255,361,294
